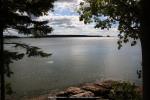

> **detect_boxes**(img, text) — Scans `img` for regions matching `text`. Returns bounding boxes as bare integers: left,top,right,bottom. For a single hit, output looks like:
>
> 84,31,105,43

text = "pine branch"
4,42,52,57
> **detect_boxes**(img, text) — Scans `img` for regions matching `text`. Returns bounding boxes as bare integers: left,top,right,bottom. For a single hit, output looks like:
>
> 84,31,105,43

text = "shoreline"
7,80,143,100
4,35,116,39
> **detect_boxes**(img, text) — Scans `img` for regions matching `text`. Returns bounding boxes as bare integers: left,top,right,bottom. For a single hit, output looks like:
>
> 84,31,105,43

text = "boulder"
81,83,109,96
56,87,85,97
95,80,119,89
65,87,84,94
71,91,94,97
56,91,68,97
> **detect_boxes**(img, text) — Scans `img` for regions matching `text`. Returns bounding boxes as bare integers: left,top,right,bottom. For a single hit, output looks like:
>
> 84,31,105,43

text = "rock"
81,83,109,96
96,80,119,89
55,80,142,100
56,91,69,97
65,87,84,94
56,87,85,97
71,91,94,97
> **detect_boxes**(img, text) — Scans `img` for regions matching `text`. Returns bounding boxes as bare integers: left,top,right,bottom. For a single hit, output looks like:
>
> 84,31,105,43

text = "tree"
78,0,147,99
0,0,57,99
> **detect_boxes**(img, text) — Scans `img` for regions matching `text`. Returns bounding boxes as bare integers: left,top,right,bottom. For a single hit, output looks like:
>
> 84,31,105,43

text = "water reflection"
5,37,142,97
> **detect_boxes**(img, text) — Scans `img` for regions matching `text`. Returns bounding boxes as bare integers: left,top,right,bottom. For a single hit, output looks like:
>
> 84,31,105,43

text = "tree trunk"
140,0,150,99
0,27,5,100
140,36,145,100
140,31,150,100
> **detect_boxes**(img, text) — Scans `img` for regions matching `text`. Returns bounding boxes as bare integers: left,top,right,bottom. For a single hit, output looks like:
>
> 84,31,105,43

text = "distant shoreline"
4,35,115,38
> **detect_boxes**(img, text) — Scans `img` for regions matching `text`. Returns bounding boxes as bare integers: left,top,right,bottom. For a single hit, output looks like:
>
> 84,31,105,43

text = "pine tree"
0,0,57,99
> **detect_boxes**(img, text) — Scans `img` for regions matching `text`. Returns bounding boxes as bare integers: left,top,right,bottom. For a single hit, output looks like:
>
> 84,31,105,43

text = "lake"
5,37,142,97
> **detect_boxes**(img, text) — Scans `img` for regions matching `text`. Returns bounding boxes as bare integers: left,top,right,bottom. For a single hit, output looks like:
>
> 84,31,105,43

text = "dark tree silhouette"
0,0,57,99
78,0,148,99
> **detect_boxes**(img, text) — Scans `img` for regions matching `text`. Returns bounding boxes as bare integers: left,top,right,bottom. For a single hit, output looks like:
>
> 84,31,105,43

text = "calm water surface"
5,37,142,97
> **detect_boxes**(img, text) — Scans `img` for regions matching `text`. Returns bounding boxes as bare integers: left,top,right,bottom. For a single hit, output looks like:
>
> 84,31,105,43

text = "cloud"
57,0,75,2
50,17,72,26
46,15,118,35
44,0,118,35
3,28,27,37
4,0,119,36
56,0,82,3
37,13,118,35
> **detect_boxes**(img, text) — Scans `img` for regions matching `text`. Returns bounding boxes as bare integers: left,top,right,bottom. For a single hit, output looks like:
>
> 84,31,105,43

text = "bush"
109,81,142,100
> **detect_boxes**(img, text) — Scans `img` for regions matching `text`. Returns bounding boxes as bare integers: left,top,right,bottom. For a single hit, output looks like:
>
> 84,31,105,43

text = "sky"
4,0,119,36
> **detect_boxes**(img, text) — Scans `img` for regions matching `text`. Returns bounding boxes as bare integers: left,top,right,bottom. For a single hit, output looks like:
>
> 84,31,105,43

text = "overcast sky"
4,0,119,36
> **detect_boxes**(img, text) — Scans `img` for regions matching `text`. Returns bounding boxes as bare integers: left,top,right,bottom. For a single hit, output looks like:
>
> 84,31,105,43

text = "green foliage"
4,50,24,77
109,81,142,100
78,0,142,49
12,42,52,57
5,82,13,95
0,0,56,36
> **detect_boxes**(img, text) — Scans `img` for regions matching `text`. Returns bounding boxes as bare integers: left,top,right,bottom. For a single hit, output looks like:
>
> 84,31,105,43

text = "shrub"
109,81,142,100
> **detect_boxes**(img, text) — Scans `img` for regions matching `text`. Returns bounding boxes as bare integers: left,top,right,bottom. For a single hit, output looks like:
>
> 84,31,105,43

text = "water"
5,37,142,97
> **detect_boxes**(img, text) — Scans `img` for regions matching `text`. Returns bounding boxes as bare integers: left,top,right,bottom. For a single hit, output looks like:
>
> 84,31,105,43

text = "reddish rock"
56,87,85,97
71,91,94,97
94,80,119,89
65,87,84,94
81,83,109,96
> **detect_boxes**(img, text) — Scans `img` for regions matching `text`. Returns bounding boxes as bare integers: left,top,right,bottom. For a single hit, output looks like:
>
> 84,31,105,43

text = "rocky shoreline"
7,80,143,100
